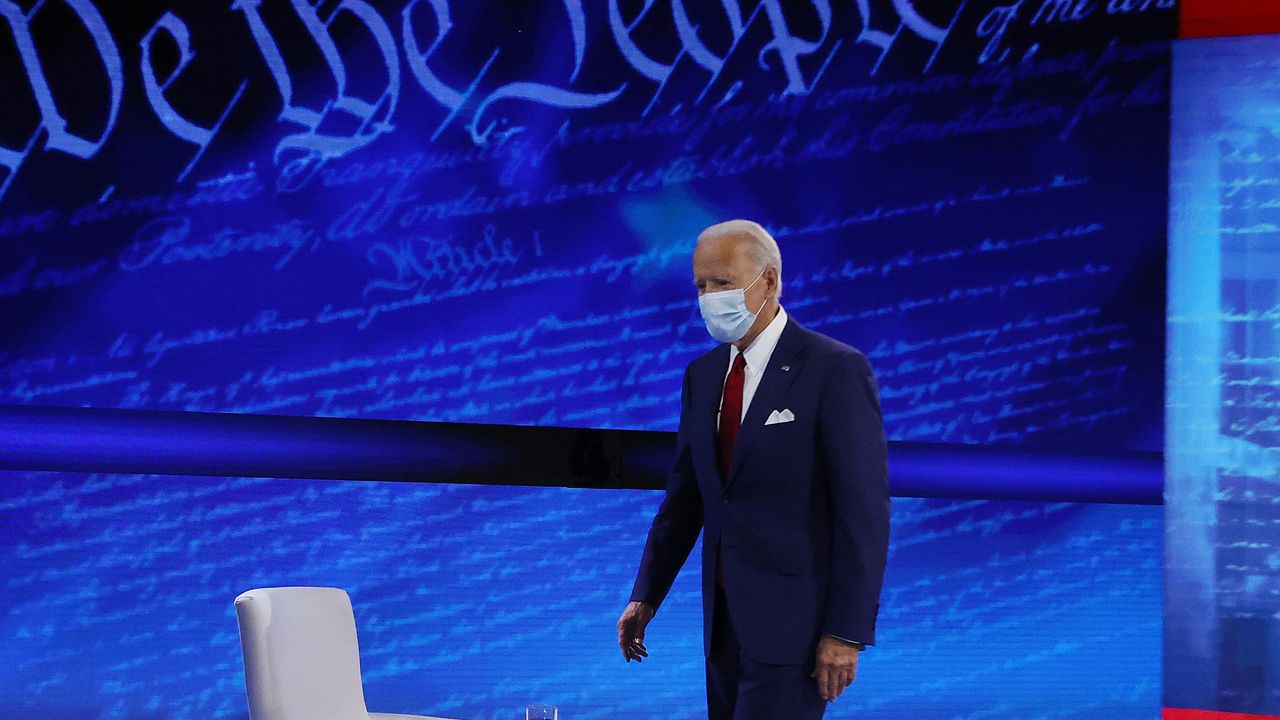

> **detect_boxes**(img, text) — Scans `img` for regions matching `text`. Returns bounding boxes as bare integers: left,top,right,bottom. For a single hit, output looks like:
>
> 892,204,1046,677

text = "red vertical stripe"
1181,0,1280,38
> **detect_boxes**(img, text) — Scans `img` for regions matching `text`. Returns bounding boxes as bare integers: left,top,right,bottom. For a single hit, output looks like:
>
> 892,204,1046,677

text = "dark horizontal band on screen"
1164,709,1280,720
0,403,1161,504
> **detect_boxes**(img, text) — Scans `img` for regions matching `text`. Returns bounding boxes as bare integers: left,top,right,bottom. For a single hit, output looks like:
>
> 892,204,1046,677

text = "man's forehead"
692,254,744,279
694,235,747,265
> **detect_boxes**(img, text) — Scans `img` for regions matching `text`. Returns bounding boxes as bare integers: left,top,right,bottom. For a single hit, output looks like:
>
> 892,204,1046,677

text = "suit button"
722,497,731,505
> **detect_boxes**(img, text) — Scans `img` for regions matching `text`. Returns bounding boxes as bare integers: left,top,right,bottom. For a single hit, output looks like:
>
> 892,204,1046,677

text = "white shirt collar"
730,304,788,375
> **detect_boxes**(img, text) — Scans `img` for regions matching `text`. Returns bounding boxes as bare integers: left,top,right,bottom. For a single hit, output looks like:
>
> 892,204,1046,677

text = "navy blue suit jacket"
629,313,890,665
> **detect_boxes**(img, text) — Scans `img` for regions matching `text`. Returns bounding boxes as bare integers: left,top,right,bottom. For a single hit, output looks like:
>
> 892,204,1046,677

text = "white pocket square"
765,408,796,425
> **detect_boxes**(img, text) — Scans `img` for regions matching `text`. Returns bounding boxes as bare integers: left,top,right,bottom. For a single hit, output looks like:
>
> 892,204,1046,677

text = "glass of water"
526,704,558,720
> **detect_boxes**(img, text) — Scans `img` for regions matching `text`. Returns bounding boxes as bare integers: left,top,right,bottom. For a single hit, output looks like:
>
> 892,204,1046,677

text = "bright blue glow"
0,471,1160,720
1167,34,1280,715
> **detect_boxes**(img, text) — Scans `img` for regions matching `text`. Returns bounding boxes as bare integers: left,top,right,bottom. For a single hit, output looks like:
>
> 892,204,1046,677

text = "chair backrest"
234,587,370,720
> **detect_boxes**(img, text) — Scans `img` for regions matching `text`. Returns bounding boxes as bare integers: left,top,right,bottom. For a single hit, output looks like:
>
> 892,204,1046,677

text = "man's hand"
811,634,861,701
616,601,655,662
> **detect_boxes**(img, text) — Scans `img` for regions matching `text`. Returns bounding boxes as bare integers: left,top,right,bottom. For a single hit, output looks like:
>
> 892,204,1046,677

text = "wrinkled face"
692,233,773,309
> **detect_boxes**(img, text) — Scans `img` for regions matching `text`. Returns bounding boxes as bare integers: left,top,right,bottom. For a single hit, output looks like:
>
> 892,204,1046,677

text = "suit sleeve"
628,365,704,610
818,350,890,646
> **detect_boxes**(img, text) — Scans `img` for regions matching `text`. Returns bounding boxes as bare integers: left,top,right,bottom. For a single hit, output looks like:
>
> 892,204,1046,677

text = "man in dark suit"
616,220,890,718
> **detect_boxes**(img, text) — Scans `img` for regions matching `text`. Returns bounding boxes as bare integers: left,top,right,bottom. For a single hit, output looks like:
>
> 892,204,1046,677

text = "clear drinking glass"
526,704,558,720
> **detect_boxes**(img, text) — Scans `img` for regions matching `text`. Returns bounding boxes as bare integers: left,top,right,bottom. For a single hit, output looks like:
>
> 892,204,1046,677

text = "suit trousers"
705,569,827,719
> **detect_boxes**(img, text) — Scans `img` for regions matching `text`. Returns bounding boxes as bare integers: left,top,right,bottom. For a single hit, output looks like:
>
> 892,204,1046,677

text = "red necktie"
716,352,746,586
718,352,746,479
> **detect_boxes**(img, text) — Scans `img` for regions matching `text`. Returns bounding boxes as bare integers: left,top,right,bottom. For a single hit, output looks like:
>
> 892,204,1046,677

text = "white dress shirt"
716,304,789,431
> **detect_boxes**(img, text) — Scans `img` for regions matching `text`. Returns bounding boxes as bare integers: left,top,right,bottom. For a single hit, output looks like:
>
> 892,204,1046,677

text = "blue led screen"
0,469,1161,720
1166,33,1280,715
0,1,1172,453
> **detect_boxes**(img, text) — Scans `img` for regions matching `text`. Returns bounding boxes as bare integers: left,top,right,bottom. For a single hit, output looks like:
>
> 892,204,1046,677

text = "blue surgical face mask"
698,266,769,344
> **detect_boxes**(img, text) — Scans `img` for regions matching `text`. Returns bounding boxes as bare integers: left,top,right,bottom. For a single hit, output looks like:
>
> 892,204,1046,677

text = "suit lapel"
723,318,808,492
697,344,731,486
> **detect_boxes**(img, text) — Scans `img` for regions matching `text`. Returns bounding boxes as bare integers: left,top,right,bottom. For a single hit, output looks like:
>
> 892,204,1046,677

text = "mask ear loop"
745,266,770,315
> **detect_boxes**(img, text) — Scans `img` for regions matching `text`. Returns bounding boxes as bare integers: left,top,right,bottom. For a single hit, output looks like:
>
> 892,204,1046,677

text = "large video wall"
0,4,1178,717
0,1,1172,455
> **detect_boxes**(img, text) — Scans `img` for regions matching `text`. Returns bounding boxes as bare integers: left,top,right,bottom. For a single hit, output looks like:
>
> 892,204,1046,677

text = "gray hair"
698,219,783,297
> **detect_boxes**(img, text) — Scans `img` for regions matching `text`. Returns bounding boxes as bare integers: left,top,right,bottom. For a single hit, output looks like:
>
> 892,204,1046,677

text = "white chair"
234,586,458,720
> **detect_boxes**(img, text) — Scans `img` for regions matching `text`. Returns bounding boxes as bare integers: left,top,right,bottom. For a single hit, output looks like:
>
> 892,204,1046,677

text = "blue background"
0,2,1180,718
1166,32,1280,715
0,0,1172,451
0,470,1161,720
